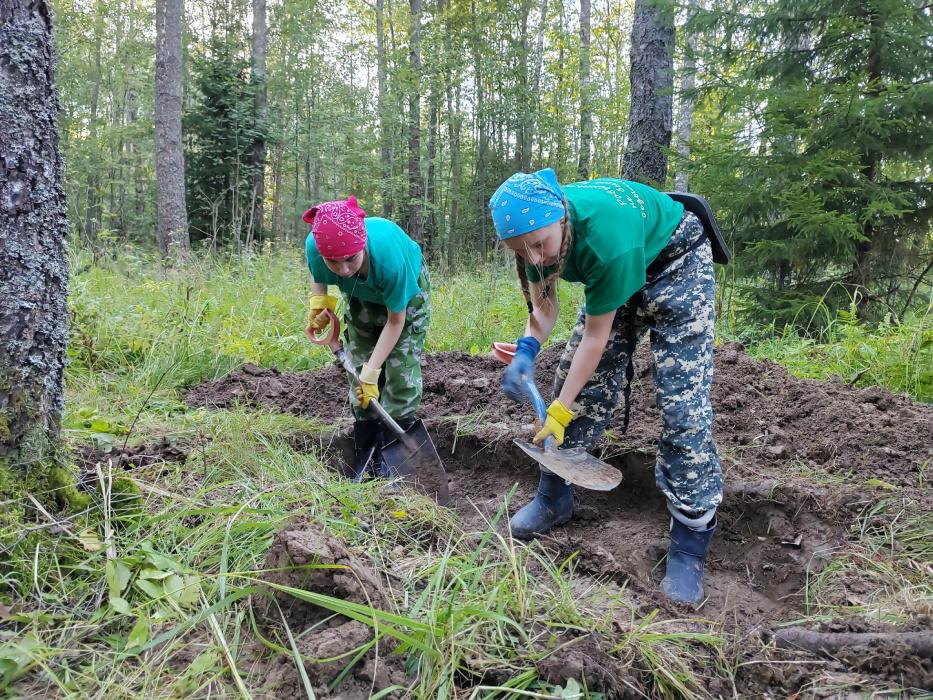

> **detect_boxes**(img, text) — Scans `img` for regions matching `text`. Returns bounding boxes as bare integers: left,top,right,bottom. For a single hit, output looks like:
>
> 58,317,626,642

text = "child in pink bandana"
303,196,430,480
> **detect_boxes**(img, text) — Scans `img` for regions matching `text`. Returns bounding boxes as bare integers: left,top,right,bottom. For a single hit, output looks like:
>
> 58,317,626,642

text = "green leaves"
0,635,42,690
102,540,203,625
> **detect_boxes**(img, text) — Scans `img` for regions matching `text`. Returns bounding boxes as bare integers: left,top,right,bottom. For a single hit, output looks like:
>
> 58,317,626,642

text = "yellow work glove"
354,363,381,410
307,293,338,331
533,399,574,446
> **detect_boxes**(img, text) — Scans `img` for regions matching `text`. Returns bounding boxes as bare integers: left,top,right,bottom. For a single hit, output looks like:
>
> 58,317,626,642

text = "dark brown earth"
74,436,190,473
186,342,933,696
252,521,408,698
186,341,933,492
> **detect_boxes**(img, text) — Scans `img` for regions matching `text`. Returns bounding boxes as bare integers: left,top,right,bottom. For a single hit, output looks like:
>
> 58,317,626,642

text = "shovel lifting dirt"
309,311,450,505
492,342,622,492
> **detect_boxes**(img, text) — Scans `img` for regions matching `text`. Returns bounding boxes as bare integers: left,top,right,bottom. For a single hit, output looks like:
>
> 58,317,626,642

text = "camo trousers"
343,268,430,422
554,212,723,518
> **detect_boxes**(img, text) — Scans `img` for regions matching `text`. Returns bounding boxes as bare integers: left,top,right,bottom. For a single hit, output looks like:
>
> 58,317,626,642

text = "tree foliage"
184,38,265,248
688,0,933,323
51,0,932,322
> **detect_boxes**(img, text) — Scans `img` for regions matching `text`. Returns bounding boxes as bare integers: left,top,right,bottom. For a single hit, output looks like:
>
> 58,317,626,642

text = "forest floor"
162,340,932,697
5,255,931,698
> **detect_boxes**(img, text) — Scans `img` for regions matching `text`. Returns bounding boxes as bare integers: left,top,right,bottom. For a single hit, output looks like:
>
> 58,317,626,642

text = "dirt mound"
255,521,407,696
187,343,933,624
534,634,640,698
187,342,932,491
74,436,190,473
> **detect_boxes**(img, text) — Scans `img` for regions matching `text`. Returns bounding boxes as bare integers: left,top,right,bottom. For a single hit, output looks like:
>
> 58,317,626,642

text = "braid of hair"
516,253,533,314
541,198,573,303
513,197,572,316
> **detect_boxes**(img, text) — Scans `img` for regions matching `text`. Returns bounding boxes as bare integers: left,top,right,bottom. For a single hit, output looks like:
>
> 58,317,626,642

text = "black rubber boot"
508,469,574,539
351,419,383,482
660,517,716,607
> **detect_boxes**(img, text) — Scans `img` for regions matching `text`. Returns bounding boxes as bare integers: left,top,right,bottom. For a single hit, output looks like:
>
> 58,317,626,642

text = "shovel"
309,310,450,504
492,342,622,491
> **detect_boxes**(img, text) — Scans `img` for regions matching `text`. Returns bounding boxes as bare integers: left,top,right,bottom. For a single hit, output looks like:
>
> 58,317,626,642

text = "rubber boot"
508,469,574,540
660,517,716,607
351,419,383,482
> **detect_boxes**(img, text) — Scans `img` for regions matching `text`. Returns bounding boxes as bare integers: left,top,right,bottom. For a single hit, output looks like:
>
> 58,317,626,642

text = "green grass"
2,247,930,698
2,407,720,698
729,305,933,402
68,248,931,407
803,498,933,623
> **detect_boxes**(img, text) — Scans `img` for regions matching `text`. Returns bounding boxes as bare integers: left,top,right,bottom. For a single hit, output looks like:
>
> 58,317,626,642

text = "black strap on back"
663,191,732,265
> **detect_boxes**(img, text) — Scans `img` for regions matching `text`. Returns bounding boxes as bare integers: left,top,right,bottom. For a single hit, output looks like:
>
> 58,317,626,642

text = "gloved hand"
354,363,381,410
533,399,574,446
502,336,541,402
307,293,338,332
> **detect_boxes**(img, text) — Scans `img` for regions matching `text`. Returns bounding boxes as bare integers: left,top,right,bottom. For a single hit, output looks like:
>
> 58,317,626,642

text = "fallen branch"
769,627,933,659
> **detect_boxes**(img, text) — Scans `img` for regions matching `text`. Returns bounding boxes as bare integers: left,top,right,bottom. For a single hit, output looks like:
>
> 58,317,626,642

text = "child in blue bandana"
491,168,722,608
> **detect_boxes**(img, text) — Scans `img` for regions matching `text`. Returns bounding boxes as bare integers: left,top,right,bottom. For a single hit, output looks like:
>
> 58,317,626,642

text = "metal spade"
493,342,622,491
308,310,450,504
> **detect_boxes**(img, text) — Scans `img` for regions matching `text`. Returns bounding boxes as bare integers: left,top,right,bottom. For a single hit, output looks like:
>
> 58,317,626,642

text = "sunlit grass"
2,246,928,697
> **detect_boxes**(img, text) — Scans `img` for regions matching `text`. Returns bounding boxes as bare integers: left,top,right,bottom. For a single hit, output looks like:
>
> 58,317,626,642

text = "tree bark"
622,0,675,185
529,0,548,168
517,0,533,170
471,0,488,259
154,0,190,259
376,0,393,218
577,0,592,179
0,0,75,522
674,0,697,192
126,87,145,224
250,0,267,247
406,0,424,243
446,79,462,272
553,0,567,170
83,9,103,246
770,628,933,659
852,7,883,294
425,73,439,254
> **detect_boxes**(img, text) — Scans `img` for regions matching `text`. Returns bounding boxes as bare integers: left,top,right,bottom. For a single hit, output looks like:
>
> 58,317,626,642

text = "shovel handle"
307,309,341,349
333,348,407,440
522,377,557,453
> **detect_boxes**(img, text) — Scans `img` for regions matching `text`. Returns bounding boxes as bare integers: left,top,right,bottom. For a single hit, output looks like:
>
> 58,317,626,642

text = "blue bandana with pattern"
489,168,565,239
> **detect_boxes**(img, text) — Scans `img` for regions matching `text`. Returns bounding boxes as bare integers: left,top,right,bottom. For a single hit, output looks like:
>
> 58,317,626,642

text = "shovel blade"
514,440,622,491
382,419,450,505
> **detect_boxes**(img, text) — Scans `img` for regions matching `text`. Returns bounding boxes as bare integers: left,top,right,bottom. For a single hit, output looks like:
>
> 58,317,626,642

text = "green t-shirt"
306,217,422,313
525,179,683,315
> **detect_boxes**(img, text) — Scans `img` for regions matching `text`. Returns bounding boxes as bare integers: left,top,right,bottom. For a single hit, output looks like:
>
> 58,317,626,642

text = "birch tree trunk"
577,0,592,179
674,0,697,192
376,0,392,217
406,0,424,242
250,0,267,247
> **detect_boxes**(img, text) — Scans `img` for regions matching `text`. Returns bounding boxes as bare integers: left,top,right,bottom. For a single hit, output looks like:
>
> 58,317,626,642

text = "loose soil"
186,342,933,696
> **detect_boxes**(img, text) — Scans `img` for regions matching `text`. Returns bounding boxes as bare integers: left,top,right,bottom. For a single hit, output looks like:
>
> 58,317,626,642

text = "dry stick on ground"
769,627,933,659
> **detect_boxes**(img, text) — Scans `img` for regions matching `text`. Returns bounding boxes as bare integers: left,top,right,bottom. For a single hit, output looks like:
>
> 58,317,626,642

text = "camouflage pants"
554,212,723,518
343,268,430,422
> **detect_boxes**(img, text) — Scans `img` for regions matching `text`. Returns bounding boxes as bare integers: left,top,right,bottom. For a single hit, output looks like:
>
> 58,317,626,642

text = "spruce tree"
690,0,933,324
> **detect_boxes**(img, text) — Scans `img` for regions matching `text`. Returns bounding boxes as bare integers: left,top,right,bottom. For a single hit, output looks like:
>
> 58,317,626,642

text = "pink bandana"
302,196,367,258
